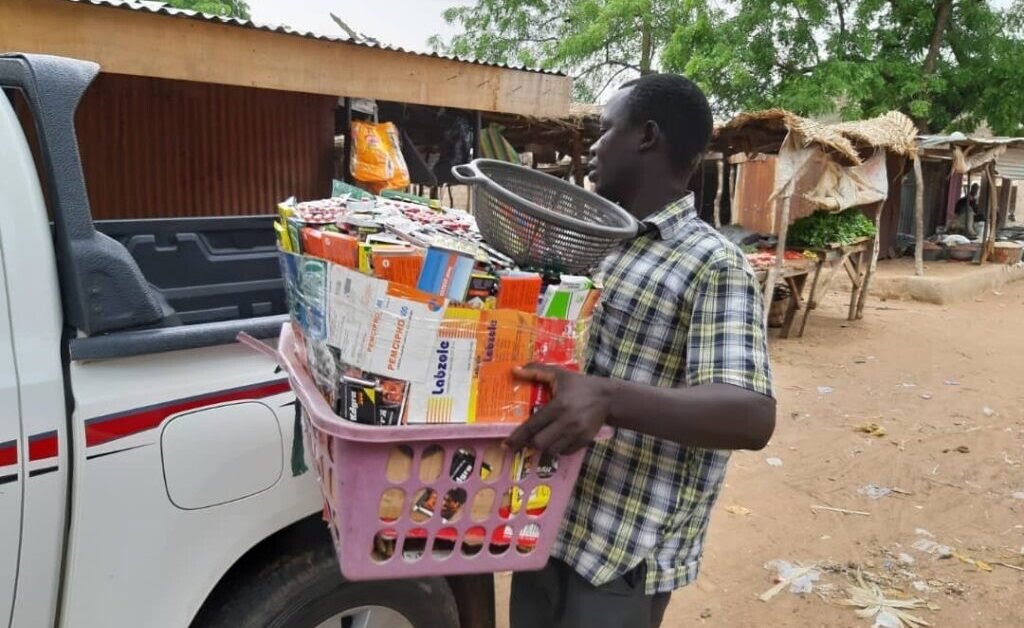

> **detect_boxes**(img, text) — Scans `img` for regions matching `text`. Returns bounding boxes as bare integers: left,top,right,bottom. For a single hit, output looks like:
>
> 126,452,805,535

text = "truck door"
0,180,23,627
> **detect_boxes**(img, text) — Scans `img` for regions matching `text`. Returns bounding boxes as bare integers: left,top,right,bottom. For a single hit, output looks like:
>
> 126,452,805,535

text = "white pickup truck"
0,53,492,628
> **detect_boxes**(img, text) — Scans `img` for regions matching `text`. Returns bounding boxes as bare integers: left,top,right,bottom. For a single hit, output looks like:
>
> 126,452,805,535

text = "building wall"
75,73,336,219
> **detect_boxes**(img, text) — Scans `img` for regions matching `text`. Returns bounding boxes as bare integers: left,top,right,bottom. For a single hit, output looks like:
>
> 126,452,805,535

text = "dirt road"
498,276,1024,627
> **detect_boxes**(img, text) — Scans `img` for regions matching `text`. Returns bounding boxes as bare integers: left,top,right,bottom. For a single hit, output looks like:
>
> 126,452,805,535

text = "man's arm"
505,372,774,454
506,263,775,455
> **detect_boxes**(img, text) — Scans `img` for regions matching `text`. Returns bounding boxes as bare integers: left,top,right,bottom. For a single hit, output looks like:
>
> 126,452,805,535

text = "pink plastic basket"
244,324,611,581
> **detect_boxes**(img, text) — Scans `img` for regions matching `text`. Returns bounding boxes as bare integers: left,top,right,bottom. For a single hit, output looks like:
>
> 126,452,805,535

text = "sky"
246,0,469,53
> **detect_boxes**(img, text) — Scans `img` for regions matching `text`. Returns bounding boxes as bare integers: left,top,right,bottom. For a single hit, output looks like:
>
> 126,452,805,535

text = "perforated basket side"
274,323,612,580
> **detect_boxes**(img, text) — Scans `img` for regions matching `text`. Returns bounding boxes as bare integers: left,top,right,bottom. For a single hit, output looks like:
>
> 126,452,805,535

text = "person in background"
507,74,776,628
949,183,982,237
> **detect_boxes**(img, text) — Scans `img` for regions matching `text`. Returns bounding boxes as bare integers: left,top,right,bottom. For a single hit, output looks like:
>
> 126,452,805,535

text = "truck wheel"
193,541,460,628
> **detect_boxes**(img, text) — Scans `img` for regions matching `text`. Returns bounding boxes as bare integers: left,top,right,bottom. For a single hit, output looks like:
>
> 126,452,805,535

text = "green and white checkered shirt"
551,194,774,595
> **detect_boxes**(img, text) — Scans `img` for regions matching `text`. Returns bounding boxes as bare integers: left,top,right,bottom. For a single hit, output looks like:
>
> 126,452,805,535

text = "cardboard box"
406,307,479,424
496,272,542,313
417,247,476,301
474,310,536,423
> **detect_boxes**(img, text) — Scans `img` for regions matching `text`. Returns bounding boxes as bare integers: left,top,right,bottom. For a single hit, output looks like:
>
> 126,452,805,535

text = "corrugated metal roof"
63,0,561,76
918,132,1024,149
996,147,1024,180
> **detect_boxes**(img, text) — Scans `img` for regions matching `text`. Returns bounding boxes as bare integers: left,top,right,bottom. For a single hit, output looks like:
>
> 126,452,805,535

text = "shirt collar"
641,194,696,240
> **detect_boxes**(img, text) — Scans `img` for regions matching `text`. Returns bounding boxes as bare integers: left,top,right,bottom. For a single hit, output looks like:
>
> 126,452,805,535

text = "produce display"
787,208,877,249
746,249,813,272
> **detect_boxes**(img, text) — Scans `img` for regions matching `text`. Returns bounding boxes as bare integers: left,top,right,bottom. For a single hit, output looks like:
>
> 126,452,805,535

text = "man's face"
588,87,641,205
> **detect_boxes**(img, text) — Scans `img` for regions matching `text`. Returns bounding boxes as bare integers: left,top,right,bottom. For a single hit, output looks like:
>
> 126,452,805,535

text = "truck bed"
96,216,286,326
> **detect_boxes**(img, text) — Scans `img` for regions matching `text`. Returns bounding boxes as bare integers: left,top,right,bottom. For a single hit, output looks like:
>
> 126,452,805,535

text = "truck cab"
0,53,487,628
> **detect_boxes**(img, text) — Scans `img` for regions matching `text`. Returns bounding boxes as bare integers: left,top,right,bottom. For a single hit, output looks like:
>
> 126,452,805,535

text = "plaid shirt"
551,194,774,595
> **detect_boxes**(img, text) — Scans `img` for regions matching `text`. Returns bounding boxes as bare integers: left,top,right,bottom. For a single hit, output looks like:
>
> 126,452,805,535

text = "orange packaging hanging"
350,120,411,193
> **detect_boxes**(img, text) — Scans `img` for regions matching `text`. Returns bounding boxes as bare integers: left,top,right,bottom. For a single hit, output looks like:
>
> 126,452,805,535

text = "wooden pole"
473,111,483,159
713,159,724,228
913,155,925,276
571,129,584,187
998,177,1012,229
981,164,997,263
855,201,886,319
342,97,353,183
731,164,739,214
763,195,792,328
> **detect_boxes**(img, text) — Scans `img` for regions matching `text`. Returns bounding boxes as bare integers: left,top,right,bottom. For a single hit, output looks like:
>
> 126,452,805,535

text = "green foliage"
674,0,1024,134
430,0,695,101
434,0,1024,134
787,209,877,248
164,0,250,19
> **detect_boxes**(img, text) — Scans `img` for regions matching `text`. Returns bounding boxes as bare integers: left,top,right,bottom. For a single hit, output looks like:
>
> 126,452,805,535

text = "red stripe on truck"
28,430,59,461
85,379,291,447
0,440,16,467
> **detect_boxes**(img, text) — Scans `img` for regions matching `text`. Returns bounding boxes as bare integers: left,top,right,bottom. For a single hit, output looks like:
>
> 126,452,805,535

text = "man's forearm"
603,380,776,450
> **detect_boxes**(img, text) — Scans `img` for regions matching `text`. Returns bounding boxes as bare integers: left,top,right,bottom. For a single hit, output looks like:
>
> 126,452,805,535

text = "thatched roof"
712,109,918,165
831,111,919,157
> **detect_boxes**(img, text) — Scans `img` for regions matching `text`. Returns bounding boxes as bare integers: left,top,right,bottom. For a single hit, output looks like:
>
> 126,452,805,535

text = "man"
949,183,982,237
507,74,776,628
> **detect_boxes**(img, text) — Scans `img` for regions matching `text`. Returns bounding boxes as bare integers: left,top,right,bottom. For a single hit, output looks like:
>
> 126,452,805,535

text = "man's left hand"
505,364,613,456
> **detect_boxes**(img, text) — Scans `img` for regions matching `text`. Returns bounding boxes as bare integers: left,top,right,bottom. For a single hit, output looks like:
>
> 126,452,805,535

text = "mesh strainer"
452,159,639,273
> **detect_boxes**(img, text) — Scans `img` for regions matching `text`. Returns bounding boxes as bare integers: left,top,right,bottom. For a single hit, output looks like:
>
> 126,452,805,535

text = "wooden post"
981,164,998,263
913,155,925,276
855,201,886,319
730,163,739,217
473,111,483,160
763,195,792,328
713,159,724,228
571,129,585,187
342,97,353,183
998,177,1012,229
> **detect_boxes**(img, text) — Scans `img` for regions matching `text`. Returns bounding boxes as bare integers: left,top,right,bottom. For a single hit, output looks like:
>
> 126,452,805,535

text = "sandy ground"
495,274,1024,627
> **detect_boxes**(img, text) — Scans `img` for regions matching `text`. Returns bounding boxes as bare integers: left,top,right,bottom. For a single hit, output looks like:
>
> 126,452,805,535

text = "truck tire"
193,540,460,628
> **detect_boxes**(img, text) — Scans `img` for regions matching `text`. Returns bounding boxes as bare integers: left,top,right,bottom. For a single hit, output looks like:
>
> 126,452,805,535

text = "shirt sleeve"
685,264,774,397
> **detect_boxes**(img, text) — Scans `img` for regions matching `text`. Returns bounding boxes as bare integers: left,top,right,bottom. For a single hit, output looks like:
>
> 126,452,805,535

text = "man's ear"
638,120,660,153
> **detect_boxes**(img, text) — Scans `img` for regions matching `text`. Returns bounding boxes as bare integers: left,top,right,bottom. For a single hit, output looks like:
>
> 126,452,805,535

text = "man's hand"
505,364,615,456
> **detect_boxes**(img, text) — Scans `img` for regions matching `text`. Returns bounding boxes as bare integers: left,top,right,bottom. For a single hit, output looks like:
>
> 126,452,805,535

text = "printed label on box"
363,293,445,382
474,310,536,423
300,257,329,341
327,264,388,367
406,308,479,424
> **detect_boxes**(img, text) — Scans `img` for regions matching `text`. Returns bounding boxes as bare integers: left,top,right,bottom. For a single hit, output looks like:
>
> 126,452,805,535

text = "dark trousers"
511,559,672,628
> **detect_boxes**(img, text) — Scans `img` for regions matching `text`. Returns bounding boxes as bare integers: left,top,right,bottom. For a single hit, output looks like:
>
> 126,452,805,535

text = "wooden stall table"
754,263,812,339
791,237,872,337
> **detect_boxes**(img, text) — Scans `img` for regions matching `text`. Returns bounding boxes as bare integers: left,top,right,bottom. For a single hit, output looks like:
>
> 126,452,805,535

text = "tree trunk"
639,17,653,75
923,0,953,76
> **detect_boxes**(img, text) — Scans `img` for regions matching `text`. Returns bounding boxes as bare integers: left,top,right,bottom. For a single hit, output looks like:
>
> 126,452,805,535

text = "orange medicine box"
473,310,536,423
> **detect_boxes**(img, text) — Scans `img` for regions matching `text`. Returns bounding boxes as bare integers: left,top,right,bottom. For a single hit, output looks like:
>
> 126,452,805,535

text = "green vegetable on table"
787,209,876,249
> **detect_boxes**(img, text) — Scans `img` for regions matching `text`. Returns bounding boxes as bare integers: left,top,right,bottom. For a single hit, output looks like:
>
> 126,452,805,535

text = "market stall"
711,110,918,337
912,134,1024,271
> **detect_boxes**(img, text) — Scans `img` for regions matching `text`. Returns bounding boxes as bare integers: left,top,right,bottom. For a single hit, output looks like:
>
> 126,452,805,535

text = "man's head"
969,183,980,198
588,73,713,211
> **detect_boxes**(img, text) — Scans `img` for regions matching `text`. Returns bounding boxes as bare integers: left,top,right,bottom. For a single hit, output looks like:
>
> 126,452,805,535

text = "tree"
669,0,1024,134
165,0,250,20
430,0,700,102
434,0,1024,134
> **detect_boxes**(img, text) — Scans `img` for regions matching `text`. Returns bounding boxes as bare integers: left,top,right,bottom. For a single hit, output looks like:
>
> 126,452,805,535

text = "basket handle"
451,162,486,184
237,331,285,367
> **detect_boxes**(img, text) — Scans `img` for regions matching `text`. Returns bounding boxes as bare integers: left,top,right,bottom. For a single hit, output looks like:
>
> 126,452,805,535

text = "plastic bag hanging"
350,120,411,193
